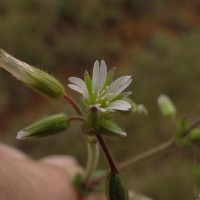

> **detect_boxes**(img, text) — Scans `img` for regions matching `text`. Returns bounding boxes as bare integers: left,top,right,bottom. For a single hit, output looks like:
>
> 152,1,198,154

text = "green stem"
118,138,175,171
83,141,100,183
68,116,85,122
86,138,175,190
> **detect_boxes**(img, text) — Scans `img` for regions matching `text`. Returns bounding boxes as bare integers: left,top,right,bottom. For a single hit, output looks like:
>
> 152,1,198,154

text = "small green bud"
100,118,127,137
157,95,176,117
123,98,148,115
17,113,69,139
176,137,191,148
106,172,128,200
0,49,65,99
187,128,200,144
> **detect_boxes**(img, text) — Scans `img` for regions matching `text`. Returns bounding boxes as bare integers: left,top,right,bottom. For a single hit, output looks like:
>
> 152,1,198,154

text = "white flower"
68,60,132,112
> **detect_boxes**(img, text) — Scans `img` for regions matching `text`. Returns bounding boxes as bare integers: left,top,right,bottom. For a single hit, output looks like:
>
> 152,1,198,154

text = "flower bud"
16,113,69,139
106,172,128,200
157,95,176,117
187,128,200,144
0,49,65,99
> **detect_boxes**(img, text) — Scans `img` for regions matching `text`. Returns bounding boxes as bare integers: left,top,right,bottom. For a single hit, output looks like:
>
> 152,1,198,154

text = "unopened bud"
158,95,176,117
0,49,65,99
106,172,128,200
17,113,69,139
187,128,200,144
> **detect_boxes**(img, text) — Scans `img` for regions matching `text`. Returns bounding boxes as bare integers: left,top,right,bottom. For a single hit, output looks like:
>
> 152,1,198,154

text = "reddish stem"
96,133,118,173
63,94,83,116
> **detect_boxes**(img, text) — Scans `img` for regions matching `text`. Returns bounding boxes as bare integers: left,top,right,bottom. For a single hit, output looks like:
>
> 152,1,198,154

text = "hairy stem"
63,93,83,116
68,116,85,122
83,141,100,183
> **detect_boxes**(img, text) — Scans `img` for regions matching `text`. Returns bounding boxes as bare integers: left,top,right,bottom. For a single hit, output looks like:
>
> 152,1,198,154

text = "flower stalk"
96,132,118,173
118,138,175,170
64,94,83,116
83,141,100,183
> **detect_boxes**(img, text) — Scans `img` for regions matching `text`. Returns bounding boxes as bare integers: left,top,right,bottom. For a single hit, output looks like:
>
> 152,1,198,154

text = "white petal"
92,60,99,91
110,79,132,99
16,130,29,140
67,84,88,98
137,104,148,115
68,77,88,97
123,91,132,97
107,100,132,111
0,49,34,80
96,60,107,90
107,76,131,94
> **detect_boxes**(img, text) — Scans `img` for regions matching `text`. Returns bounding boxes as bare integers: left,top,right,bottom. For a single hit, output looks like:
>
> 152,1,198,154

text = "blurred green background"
0,0,200,199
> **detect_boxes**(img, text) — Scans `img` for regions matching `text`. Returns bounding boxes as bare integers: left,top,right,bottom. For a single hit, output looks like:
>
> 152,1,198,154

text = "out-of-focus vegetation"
0,0,200,199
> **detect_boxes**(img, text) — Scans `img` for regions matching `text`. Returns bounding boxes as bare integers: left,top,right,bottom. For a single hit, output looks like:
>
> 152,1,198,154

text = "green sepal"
85,108,100,130
99,118,127,137
84,71,93,96
17,113,69,139
25,68,65,99
104,67,115,87
73,173,89,198
105,172,129,200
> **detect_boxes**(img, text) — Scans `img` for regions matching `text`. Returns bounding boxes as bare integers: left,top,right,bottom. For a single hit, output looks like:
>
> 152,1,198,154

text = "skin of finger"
0,160,78,200
40,156,107,200
0,143,30,161
86,194,106,200
40,155,84,180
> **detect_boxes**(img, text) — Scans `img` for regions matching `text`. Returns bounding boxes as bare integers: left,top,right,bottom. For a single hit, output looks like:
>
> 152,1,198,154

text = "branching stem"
68,116,85,122
118,138,175,170
86,138,175,190
63,93,83,116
